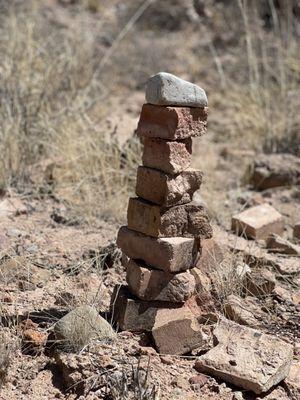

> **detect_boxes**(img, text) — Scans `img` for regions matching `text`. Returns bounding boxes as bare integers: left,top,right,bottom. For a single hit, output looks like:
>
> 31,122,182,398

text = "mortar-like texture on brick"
117,226,200,272
137,104,208,140
142,137,192,174
126,259,195,302
127,197,212,239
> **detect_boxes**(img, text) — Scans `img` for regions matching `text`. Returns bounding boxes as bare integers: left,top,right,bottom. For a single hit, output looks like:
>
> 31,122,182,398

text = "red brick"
117,226,200,272
142,137,192,174
136,166,202,207
127,197,212,239
126,259,195,303
137,104,208,140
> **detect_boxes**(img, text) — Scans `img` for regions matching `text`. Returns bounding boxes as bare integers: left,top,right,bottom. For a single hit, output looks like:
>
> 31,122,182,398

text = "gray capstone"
145,72,207,107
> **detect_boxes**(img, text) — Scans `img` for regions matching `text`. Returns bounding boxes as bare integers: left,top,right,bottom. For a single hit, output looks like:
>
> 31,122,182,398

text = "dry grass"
208,0,300,154
0,0,299,221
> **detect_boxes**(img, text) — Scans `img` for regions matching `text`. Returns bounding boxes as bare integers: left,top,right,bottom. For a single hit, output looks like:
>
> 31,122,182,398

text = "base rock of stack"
142,137,192,174
111,285,181,332
152,307,206,355
117,226,200,272
127,197,212,239
137,104,208,140
126,259,195,302
136,166,202,207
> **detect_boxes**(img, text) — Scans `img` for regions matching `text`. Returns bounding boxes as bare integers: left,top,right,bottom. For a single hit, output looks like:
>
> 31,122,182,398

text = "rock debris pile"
112,72,213,354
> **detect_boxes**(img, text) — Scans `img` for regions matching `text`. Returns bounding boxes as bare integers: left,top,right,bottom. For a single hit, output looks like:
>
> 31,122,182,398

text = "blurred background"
0,0,299,224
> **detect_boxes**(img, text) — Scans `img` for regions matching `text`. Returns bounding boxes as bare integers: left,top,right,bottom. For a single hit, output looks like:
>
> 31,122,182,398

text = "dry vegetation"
0,0,299,222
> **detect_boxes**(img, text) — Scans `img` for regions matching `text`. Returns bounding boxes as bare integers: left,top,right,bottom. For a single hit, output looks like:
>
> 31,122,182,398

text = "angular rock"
266,234,300,255
231,204,284,240
196,238,224,272
250,153,300,190
110,285,180,332
142,137,192,174
54,305,116,351
126,259,195,302
137,104,208,140
152,308,206,355
294,222,300,240
224,295,267,326
136,166,202,207
195,318,293,394
117,226,200,272
0,197,27,217
245,268,276,297
127,197,212,239
145,72,208,107
284,360,300,398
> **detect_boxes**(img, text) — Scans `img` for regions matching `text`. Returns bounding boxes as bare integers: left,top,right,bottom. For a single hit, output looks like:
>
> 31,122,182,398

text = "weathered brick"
137,104,208,140
152,308,206,355
110,285,180,332
126,259,195,303
127,197,212,239
117,226,199,272
231,204,284,240
142,137,192,174
136,166,202,207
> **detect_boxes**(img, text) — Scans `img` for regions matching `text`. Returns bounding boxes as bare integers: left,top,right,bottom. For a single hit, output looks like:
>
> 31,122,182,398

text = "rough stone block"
127,197,212,239
136,166,202,207
110,285,180,332
137,104,208,140
117,226,200,272
195,318,293,394
152,308,206,355
126,259,195,302
145,72,208,107
231,204,284,240
142,137,192,174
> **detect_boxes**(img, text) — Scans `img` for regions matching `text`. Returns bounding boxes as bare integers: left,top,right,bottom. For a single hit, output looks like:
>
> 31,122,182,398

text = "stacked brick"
112,73,213,355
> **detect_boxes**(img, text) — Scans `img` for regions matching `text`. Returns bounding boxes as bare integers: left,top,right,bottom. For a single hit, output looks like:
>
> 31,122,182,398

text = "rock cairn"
112,72,213,355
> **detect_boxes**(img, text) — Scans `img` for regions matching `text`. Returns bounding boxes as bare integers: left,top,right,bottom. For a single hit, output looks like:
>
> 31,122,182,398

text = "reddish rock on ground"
152,307,207,355
231,203,284,240
195,318,293,394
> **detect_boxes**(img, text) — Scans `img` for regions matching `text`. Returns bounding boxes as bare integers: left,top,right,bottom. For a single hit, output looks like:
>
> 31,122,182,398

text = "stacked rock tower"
112,72,213,355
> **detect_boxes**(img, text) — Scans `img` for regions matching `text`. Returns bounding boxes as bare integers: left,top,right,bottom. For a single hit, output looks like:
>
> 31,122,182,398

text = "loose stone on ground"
195,318,293,394
231,203,284,240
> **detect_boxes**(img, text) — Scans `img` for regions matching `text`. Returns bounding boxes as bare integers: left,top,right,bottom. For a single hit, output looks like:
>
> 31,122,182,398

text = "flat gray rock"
145,72,207,107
